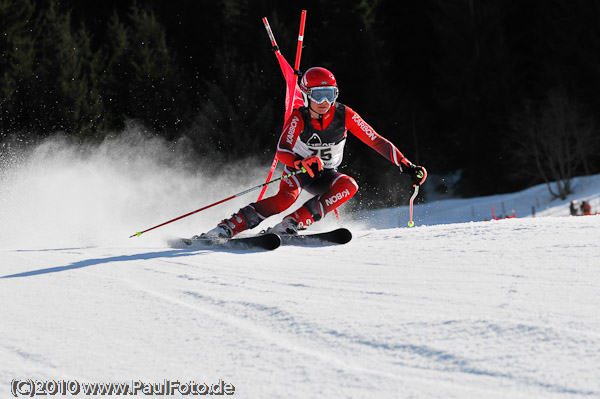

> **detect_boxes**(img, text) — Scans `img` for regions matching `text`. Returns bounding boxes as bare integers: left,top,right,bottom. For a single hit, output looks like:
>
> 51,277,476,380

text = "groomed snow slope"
1,133,599,398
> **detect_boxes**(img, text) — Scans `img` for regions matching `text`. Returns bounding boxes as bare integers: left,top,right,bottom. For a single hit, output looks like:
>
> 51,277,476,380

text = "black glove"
402,162,427,186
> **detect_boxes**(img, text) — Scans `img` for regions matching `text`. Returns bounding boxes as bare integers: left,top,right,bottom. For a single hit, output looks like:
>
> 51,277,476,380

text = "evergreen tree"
1,0,106,137
0,0,37,136
51,15,105,137
430,0,519,196
103,11,134,131
187,52,277,163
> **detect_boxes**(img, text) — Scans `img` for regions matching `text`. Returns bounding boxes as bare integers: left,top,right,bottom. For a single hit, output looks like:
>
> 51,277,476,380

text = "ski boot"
199,206,263,239
267,206,316,235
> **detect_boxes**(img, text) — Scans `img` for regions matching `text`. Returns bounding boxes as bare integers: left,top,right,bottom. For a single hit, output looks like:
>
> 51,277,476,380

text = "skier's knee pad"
332,175,359,194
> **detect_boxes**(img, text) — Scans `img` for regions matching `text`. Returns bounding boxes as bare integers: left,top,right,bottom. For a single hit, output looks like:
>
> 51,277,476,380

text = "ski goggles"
306,86,338,104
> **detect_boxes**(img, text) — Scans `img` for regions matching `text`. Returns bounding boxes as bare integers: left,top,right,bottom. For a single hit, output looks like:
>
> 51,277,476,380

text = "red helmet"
300,67,338,105
300,67,337,91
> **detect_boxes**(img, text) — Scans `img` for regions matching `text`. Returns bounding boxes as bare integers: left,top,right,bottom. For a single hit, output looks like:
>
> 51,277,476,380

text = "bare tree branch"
510,88,599,199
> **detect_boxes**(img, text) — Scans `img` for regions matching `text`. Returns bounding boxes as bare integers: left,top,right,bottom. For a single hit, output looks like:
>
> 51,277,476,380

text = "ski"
168,233,281,251
279,228,352,246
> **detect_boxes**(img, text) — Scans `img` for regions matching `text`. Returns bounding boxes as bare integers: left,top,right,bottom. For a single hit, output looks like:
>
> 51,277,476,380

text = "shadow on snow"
1,246,265,279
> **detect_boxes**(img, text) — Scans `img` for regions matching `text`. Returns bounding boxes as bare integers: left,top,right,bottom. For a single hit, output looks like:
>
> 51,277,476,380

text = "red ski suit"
250,102,410,227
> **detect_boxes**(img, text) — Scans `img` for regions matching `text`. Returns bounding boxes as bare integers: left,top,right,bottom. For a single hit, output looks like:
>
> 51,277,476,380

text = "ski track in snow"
1,216,599,398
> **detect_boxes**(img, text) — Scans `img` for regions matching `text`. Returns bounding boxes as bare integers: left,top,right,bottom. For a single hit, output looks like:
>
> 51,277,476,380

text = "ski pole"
129,167,308,238
408,185,419,227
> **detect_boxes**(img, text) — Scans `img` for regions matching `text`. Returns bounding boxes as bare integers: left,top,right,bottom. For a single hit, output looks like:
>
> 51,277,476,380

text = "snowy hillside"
1,133,599,398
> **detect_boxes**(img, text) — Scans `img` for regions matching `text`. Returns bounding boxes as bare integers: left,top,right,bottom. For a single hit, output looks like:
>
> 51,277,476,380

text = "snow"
1,133,599,398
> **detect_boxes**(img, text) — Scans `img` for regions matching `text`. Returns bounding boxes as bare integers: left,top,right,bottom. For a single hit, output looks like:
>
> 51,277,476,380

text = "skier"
570,200,580,216
203,67,427,238
582,201,592,216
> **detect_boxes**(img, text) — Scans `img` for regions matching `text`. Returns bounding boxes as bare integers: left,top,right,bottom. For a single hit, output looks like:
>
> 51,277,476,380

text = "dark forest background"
2,0,600,207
